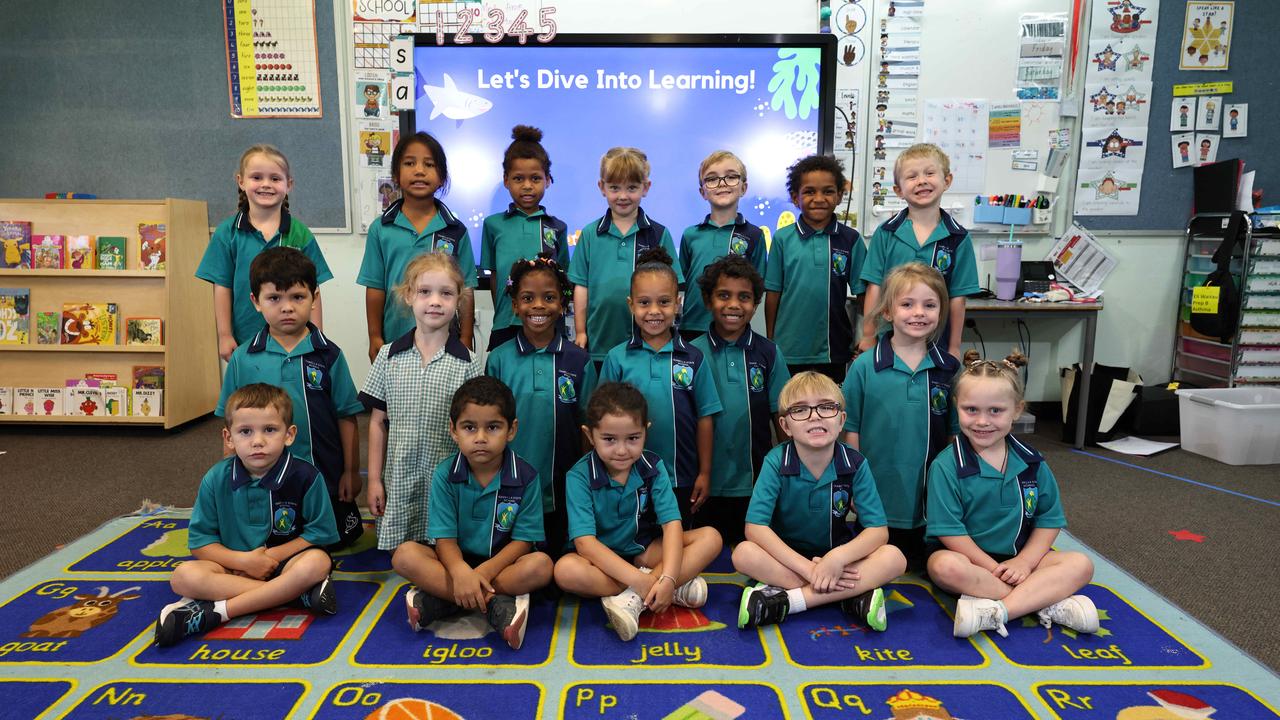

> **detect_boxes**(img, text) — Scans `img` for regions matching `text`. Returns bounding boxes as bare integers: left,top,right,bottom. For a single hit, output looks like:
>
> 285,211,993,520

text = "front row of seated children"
156,252,1098,649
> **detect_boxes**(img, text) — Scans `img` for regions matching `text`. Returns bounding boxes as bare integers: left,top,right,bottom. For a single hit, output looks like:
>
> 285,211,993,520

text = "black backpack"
1190,211,1245,343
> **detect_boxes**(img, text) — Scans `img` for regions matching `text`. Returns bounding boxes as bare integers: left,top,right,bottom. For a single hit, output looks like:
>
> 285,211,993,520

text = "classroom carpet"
1,512,1278,719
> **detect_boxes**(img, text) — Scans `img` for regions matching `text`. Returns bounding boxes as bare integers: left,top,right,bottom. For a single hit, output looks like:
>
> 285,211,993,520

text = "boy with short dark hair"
216,246,365,547
393,376,552,650
691,255,789,544
731,372,905,630
155,384,338,647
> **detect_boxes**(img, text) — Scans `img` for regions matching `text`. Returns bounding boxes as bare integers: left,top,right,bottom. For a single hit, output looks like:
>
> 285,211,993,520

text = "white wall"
318,0,1185,402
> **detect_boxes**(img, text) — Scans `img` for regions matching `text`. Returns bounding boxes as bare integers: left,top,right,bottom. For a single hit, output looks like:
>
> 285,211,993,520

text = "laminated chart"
224,0,322,117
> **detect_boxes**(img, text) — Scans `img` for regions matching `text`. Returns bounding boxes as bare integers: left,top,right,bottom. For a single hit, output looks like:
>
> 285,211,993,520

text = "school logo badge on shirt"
556,373,578,403
672,361,694,389
636,486,650,514
748,364,766,393
541,224,559,253
495,501,519,532
272,507,297,534
933,245,954,274
929,383,949,415
831,488,850,517
831,249,849,276
433,236,456,255
1021,485,1038,518
304,362,325,390
729,234,749,256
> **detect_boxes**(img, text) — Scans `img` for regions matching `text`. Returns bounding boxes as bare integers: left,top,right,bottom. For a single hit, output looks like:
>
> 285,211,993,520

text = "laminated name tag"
1191,285,1220,314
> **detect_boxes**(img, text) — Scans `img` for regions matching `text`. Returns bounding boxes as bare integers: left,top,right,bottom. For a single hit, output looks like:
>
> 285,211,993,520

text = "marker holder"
974,196,1033,225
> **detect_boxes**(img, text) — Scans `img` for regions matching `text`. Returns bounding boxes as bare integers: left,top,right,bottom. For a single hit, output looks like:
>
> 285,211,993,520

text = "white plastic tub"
1175,387,1280,465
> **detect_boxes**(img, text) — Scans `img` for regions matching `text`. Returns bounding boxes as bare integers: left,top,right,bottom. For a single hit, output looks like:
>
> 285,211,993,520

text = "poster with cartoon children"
355,79,388,118
360,130,391,168
1180,2,1233,70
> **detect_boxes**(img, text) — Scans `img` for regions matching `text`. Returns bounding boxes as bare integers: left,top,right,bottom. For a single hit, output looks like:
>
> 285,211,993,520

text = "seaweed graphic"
769,47,821,120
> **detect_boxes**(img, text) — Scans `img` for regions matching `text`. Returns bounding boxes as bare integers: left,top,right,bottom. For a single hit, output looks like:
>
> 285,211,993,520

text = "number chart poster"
410,44,828,258
224,0,324,117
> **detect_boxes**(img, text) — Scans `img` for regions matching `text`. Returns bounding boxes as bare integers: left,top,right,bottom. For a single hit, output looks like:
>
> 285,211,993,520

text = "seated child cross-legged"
732,371,906,630
926,351,1098,639
155,384,338,647
392,377,552,650
553,382,723,642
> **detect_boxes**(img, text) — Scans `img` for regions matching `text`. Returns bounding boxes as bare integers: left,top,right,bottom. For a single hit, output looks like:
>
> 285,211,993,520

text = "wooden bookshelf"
0,198,216,428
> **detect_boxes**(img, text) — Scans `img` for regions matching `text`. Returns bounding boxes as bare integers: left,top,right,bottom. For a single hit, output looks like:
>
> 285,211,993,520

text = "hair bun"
636,246,674,267
511,125,543,143
1004,350,1029,369
962,349,983,366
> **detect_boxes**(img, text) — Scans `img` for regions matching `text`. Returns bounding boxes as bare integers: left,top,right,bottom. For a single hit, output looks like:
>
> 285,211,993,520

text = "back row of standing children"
166,130,1097,649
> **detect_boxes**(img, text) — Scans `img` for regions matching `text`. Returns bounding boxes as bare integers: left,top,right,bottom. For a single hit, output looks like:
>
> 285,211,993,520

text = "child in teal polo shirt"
486,255,596,557
678,150,766,339
599,248,722,523
732,372,906,630
553,383,723,642
764,155,865,384
842,263,958,571
569,146,683,362
926,350,1099,640
196,144,334,361
691,255,789,544
395,377,551,650
357,132,478,362
216,247,364,548
155,384,338,647
859,143,979,359
481,125,570,351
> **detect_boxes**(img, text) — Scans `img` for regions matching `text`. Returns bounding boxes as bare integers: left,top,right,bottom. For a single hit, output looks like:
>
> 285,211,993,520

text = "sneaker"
600,588,646,641
839,587,887,632
487,593,529,650
300,575,337,615
737,583,790,629
672,576,708,609
154,598,221,647
1038,594,1100,634
404,586,462,632
953,594,1008,638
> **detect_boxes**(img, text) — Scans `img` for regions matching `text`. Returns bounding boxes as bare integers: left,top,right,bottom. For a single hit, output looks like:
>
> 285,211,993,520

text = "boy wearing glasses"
731,371,905,629
677,151,766,341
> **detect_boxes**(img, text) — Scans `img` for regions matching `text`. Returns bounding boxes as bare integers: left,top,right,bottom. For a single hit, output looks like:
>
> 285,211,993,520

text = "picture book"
96,236,127,270
0,288,31,345
36,312,59,344
14,387,37,415
34,387,63,416
138,223,166,271
66,235,95,270
65,380,105,417
1,221,32,269
103,386,127,416
131,388,162,417
125,317,163,345
132,364,165,389
84,372,118,385
32,235,65,269
0,387,11,415
60,302,118,345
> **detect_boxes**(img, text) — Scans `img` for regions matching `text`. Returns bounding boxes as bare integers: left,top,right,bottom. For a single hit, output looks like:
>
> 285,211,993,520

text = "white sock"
212,600,229,623
786,588,807,613
995,600,1009,623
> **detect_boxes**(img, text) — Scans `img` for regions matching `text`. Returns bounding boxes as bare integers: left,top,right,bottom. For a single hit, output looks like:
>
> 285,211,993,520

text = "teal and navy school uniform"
841,331,959,530
565,450,682,557
599,330,722,489
215,324,365,543
356,198,478,343
480,203,570,331
189,453,339,554
745,441,886,557
763,217,866,365
925,435,1066,557
677,213,766,333
428,449,545,561
691,328,789,498
195,210,334,345
567,208,683,361
485,331,597,515
860,208,979,343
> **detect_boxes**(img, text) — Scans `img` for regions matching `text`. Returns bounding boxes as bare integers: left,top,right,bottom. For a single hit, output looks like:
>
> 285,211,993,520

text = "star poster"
1180,2,1233,70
